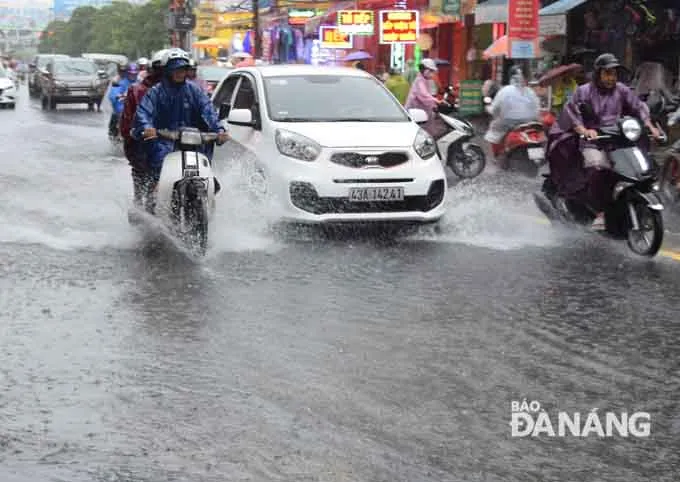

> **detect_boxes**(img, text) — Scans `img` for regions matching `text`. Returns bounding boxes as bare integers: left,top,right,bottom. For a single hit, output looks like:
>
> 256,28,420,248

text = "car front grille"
330,151,409,168
289,180,445,215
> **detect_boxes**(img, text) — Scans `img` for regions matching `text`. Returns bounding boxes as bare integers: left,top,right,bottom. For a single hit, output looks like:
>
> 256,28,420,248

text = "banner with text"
378,10,419,45
507,0,539,58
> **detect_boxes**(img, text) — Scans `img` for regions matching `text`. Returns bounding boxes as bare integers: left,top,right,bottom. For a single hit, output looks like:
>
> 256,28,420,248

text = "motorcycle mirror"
483,96,492,104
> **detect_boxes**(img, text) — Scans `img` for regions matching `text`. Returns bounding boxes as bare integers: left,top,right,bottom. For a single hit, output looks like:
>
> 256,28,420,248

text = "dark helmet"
594,53,621,72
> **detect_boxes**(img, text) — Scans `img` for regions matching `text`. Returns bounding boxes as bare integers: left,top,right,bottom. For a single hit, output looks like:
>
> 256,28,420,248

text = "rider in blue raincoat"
108,63,138,137
133,49,227,183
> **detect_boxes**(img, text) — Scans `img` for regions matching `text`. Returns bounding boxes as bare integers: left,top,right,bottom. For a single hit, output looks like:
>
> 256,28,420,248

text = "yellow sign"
319,26,353,49
194,11,216,38
378,10,419,44
337,10,374,35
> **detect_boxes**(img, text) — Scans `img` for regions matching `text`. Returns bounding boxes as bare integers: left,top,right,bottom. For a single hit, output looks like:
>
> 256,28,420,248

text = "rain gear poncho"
405,73,439,121
120,74,160,171
484,74,540,144
109,78,132,114
133,77,224,180
547,81,651,209
385,73,410,105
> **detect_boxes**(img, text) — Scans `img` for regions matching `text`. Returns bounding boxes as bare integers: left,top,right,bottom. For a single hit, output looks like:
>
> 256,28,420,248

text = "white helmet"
163,48,191,64
421,58,437,72
151,49,169,68
137,57,149,66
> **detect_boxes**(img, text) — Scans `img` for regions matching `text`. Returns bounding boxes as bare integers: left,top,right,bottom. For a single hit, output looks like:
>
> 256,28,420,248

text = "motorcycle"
658,107,680,206
484,95,548,177
533,116,667,257
434,88,486,179
130,127,221,256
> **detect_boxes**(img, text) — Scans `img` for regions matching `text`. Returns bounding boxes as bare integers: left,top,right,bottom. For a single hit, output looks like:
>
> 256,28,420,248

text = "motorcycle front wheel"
449,143,486,179
184,194,208,256
626,203,663,257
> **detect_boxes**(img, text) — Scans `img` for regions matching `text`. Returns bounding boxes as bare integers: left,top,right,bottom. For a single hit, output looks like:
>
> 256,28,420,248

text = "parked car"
211,65,447,225
0,63,17,108
197,65,233,95
28,54,69,97
39,57,108,111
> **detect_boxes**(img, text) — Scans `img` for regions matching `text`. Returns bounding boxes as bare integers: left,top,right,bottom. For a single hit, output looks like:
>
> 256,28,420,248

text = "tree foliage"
38,0,171,59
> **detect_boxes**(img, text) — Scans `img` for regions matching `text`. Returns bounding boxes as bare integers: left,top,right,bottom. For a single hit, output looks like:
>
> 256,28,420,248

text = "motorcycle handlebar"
153,128,219,143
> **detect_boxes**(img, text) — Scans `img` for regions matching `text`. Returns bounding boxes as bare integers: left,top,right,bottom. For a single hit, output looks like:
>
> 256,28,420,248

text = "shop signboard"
508,0,539,59
337,10,374,35
194,7,216,37
288,9,316,26
458,80,483,116
378,10,419,44
441,0,460,16
319,25,352,49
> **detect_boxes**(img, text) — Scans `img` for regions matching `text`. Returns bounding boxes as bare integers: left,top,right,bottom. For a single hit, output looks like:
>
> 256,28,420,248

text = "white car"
0,64,17,108
211,65,447,224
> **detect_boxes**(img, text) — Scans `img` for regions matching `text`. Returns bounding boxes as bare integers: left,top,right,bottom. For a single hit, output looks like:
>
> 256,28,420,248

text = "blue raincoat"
108,78,132,114
133,78,224,179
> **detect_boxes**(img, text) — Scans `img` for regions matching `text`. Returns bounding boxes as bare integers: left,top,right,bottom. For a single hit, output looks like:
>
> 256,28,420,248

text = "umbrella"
434,58,450,66
192,37,229,49
538,63,583,86
483,35,508,59
343,51,373,62
483,35,542,60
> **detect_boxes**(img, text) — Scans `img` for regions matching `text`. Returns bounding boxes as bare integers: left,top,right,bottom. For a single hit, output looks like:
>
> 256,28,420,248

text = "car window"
53,60,97,76
232,75,256,110
213,75,239,108
262,75,409,122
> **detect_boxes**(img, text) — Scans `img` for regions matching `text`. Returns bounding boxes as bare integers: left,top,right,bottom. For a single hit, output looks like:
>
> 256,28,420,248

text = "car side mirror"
407,108,428,124
218,102,231,120
97,69,108,79
227,108,254,127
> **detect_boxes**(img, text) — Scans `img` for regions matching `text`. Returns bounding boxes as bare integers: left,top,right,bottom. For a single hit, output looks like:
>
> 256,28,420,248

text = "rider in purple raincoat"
546,53,661,229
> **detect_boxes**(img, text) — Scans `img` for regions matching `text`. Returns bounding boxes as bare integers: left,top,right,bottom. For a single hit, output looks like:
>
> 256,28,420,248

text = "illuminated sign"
378,10,419,44
337,10,374,35
288,9,316,26
319,25,353,49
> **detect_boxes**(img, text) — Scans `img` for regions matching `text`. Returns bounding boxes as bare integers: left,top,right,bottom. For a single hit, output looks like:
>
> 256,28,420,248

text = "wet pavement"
1,86,680,482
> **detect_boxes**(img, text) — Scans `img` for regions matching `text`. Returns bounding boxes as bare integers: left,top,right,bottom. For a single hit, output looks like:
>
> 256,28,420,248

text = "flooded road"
1,88,679,482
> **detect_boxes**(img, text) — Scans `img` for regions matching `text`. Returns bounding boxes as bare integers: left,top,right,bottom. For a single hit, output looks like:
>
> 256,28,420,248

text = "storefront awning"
539,0,589,16
474,0,507,25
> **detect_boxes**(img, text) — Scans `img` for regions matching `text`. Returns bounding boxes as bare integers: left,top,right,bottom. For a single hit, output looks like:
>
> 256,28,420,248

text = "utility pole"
252,0,260,58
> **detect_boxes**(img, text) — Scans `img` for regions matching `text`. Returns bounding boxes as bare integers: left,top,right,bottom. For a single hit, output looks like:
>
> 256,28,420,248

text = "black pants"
132,168,156,214
108,112,120,137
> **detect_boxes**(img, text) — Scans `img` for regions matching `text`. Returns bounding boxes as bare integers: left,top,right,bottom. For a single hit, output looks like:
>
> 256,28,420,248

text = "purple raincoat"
547,81,651,209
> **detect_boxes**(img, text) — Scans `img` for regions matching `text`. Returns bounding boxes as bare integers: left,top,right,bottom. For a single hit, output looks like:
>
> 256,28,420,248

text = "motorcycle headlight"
621,118,642,141
180,130,203,146
413,128,437,161
275,129,321,162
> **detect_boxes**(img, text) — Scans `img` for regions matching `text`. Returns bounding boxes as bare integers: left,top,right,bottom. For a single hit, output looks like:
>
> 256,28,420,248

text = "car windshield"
263,75,409,122
54,60,96,76
198,66,232,82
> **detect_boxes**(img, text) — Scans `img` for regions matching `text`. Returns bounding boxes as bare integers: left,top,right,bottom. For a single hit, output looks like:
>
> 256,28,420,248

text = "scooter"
483,96,549,177
533,116,667,257
435,96,486,179
130,127,221,256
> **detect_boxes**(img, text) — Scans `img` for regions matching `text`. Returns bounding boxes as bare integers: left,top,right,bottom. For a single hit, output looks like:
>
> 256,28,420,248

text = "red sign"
508,0,539,40
319,26,352,49
378,10,419,44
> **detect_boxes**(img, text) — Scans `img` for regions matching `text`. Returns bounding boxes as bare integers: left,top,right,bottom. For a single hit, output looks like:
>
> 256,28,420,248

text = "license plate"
349,187,404,202
528,147,544,160
71,90,89,95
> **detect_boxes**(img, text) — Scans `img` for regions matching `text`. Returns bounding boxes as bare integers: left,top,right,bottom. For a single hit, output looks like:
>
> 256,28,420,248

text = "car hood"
54,75,96,84
0,77,13,89
276,121,420,148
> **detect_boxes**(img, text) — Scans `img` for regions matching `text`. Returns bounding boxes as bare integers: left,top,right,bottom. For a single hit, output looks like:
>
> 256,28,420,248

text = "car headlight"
275,129,321,162
413,128,437,160
621,118,642,142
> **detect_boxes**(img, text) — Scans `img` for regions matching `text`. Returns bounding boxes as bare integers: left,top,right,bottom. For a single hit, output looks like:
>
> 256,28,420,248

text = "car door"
226,73,265,159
